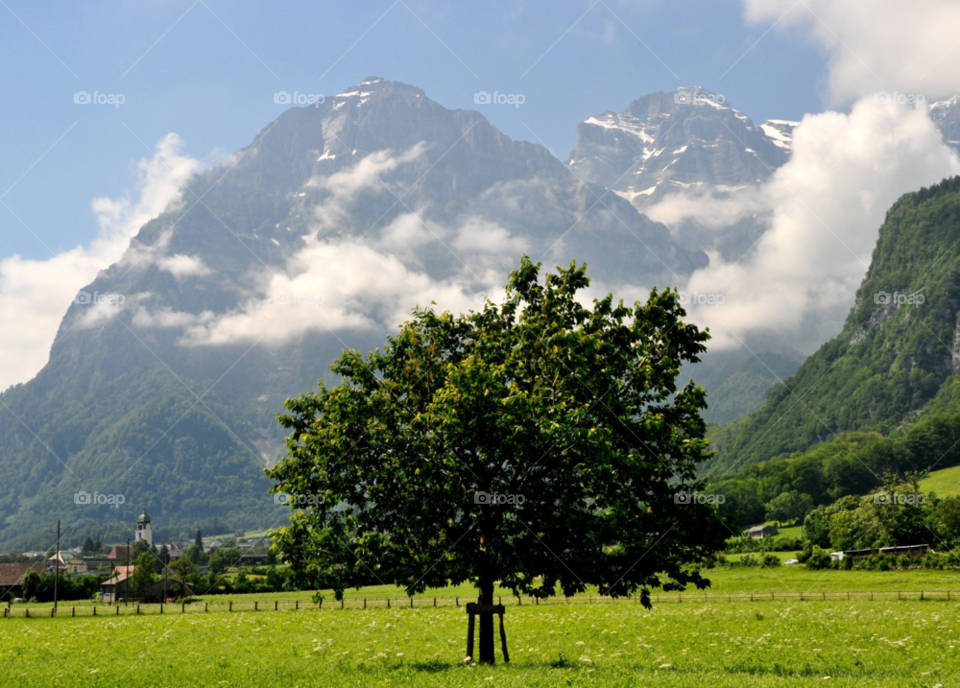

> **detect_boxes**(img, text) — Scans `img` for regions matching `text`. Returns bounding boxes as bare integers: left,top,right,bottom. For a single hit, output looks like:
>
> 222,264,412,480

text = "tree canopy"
267,257,731,662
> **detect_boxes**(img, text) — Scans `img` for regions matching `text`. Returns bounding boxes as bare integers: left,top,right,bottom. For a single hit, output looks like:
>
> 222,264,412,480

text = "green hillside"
920,464,960,497
707,176,960,474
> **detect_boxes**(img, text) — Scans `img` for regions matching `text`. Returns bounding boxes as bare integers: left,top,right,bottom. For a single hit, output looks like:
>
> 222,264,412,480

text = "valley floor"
1,597,956,686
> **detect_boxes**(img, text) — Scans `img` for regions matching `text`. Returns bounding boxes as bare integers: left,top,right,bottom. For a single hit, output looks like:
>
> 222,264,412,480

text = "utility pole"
125,537,130,606
53,520,60,613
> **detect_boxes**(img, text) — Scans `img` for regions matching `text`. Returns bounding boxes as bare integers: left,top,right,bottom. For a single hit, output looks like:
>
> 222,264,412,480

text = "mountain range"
2,78,960,548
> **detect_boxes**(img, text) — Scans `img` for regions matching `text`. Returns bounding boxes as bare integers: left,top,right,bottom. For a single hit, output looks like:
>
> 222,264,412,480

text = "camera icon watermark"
475,491,525,506
74,91,125,108
74,491,125,508
473,291,489,305
272,292,325,307
474,91,525,108
274,91,325,107
75,291,125,306
274,492,324,507
674,89,724,107
874,91,926,108
678,290,725,307
874,291,924,308
874,492,925,506
674,491,725,506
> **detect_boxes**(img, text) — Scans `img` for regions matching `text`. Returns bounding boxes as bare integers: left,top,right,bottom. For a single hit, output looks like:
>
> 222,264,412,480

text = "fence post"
117,606,120,615
364,598,366,609
137,605,140,615
72,607,75,617
25,609,28,618
255,602,258,612
182,602,185,614
296,600,299,610
51,607,54,618
341,599,344,609
275,601,278,611
93,607,96,617
410,598,413,608
205,603,208,612
456,597,459,607
434,597,437,607
387,598,390,609
229,602,232,612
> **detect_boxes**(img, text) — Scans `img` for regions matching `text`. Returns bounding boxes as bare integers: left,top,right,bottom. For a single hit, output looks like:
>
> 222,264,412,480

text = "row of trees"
709,413,960,526
801,476,960,554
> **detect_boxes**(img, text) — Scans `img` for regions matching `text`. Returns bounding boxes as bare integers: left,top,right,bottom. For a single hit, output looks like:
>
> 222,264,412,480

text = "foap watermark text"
74,491,125,507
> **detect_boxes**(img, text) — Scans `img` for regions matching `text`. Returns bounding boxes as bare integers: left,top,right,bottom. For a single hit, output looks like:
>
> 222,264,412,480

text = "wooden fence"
3,590,958,619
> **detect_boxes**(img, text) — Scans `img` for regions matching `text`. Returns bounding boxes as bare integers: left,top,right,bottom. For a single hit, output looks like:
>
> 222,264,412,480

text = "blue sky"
0,0,828,261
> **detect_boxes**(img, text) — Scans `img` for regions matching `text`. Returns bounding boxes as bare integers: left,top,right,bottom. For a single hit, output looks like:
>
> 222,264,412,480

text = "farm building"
0,562,46,600
743,525,779,539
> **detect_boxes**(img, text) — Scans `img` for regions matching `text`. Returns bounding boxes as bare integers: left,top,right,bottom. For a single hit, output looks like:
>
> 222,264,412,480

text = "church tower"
136,507,153,546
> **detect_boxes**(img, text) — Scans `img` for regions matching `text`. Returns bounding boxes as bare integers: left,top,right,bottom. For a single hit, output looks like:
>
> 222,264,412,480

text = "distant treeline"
707,413,960,525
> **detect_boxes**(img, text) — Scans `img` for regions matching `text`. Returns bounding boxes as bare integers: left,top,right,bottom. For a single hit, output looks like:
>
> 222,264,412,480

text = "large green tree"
267,258,731,664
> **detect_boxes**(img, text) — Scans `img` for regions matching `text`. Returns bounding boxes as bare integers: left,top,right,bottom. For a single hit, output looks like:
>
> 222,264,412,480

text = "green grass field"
2,596,957,686
920,464,960,497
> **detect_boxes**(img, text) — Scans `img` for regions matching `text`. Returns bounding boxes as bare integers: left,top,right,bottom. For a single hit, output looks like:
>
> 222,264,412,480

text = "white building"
135,507,153,546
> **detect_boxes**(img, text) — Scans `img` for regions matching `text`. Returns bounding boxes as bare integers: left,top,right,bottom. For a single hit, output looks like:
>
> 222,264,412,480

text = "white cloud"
156,253,213,279
176,240,477,346
0,134,199,391
128,148,530,348
742,0,960,104
679,99,960,347
309,142,427,232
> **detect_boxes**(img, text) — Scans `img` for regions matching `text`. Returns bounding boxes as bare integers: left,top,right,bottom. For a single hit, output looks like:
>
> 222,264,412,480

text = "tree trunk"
478,576,495,664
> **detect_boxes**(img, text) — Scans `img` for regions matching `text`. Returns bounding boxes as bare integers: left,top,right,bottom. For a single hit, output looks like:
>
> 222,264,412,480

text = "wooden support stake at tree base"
466,609,475,660
466,604,509,664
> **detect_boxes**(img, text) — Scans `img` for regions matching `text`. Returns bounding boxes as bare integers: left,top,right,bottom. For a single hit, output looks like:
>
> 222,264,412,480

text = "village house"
101,565,134,603
82,557,115,575
49,551,85,574
0,562,46,600
106,545,133,561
